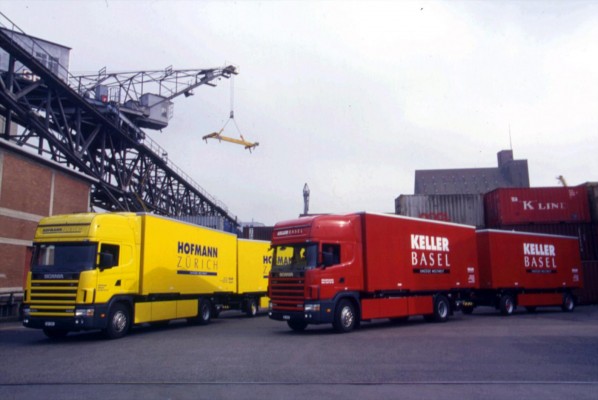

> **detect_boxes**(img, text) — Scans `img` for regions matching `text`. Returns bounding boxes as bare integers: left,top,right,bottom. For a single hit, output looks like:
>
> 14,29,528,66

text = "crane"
70,65,238,132
557,175,568,187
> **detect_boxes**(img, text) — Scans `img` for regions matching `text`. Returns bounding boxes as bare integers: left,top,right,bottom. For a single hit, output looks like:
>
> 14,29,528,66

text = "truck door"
95,243,138,303
318,243,358,298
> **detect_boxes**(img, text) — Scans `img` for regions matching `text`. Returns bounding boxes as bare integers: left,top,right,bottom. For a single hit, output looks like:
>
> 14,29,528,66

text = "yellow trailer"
21,213,271,339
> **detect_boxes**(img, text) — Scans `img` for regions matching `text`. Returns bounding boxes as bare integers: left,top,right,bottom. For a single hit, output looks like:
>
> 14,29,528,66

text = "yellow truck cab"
22,213,271,339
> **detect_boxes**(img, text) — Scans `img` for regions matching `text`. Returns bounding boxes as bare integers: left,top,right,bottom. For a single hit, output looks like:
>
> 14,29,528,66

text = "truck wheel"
198,298,212,324
562,293,575,312
430,295,450,322
333,299,357,333
287,320,308,332
103,303,131,339
244,297,258,317
43,328,69,339
499,294,515,316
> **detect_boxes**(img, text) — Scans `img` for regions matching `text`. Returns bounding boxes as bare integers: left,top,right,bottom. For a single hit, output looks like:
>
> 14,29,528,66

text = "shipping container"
495,223,598,261
485,187,590,227
395,194,485,228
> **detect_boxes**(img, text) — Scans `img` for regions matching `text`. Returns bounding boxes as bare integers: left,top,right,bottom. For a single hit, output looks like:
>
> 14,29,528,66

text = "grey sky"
2,0,597,225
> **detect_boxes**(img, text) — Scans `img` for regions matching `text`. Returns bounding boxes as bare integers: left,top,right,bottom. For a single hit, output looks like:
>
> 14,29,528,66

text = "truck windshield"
31,243,98,273
272,243,318,272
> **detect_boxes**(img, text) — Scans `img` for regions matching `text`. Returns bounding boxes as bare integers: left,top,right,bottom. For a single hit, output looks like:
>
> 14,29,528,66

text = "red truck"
267,213,478,332
463,229,582,315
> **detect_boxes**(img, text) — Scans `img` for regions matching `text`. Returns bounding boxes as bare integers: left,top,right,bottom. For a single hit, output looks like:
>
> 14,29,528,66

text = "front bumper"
268,300,335,325
22,304,110,332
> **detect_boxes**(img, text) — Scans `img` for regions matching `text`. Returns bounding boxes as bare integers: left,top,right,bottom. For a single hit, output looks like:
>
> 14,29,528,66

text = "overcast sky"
3,0,598,225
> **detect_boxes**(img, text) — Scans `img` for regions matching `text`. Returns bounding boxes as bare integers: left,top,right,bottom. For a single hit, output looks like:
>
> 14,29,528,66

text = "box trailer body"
22,213,271,339
464,229,582,315
268,212,478,332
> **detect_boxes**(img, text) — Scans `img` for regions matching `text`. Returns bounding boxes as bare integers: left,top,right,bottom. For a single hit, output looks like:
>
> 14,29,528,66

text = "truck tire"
244,297,258,317
287,320,308,332
333,299,357,333
43,328,69,339
499,294,515,316
198,298,212,325
427,295,450,323
562,293,575,312
103,303,131,339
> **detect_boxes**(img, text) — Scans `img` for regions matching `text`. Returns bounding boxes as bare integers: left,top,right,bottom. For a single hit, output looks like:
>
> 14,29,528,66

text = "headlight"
75,308,95,317
22,307,31,317
304,303,320,312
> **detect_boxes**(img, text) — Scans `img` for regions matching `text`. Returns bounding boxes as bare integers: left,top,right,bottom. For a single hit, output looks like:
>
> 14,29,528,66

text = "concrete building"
414,150,529,195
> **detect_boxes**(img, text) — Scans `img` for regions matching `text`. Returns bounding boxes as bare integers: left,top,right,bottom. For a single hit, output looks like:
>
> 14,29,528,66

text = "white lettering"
410,234,449,252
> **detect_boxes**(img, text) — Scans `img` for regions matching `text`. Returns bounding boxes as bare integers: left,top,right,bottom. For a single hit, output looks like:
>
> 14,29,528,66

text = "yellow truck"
21,213,271,339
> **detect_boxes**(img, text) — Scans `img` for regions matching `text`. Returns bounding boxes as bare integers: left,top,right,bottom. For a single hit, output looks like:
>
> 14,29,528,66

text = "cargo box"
237,239,271,294
362,214,478,293
476,229,582,291
495,223,598,261
141,215,237,295
485,187,590,227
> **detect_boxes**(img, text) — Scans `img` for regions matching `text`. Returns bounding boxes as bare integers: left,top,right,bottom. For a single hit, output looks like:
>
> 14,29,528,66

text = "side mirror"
98,252,115,270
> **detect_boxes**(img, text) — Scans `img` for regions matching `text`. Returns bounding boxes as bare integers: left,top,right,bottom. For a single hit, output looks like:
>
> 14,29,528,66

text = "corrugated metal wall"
395,194,485,227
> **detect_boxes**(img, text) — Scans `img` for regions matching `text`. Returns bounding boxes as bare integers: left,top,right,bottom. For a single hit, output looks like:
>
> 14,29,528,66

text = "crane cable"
219,75,244,138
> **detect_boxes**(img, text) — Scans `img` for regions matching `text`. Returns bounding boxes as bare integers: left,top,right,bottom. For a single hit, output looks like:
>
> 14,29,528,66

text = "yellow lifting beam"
202,130,259,152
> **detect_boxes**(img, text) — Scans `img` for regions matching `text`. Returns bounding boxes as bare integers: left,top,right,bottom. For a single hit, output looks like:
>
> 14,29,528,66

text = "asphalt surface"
1,305,597,400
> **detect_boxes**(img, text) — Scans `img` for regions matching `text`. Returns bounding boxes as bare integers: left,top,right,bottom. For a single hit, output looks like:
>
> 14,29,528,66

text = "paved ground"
1,305,597,399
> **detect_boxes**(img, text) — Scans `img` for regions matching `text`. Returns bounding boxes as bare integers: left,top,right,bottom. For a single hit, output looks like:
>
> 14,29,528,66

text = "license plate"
44,321,55,327
283,315,290,320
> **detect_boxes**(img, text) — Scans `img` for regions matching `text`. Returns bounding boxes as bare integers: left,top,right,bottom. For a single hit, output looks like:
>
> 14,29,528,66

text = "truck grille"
28,279,78,317
269,277,305,311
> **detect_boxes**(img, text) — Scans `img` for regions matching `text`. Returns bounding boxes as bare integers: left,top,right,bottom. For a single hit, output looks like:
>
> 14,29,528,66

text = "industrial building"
414,149,529,195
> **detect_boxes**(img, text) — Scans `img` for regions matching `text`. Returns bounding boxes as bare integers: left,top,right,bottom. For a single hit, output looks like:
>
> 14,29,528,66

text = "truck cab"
268,214,363,331
22,213,139,339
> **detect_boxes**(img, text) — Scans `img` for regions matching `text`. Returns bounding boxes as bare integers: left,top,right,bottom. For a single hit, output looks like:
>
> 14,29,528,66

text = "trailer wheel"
244,297,258,317
198,298,212,324
562,293,575,312
287,320,308,332
333,299,357,333
103,303,131,339
499,294,515,316
42,328,69,339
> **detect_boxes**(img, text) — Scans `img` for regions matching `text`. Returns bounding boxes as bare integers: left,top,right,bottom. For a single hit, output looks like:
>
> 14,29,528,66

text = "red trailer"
463,230,583,315
268,212,478,332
